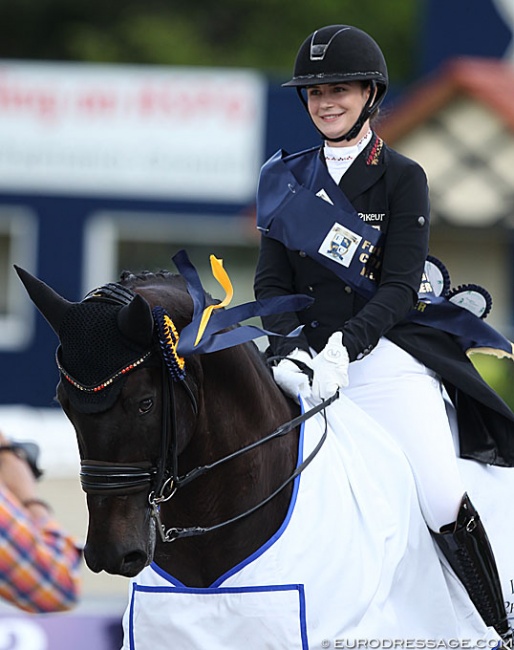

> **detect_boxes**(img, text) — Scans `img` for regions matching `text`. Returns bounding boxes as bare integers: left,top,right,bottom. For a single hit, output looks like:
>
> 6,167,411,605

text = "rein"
149,390,337,542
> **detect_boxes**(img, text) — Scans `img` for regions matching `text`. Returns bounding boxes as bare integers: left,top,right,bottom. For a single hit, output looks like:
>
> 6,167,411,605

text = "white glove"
272,348,313,402
310,332,349,401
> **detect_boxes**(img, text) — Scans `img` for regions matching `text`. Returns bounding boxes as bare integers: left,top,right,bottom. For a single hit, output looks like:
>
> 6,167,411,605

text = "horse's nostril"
121,550,149,575
84,545,149,577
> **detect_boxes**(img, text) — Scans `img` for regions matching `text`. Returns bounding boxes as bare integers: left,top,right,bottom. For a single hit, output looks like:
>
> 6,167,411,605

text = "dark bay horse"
15,262,502,648
17,266,303,587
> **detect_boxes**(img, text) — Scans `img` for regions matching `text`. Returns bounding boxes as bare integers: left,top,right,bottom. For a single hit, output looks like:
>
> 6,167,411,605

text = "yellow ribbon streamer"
194,255,234,347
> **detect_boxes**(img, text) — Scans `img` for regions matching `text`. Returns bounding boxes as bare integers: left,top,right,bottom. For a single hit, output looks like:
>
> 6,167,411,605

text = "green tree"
0,0,421,84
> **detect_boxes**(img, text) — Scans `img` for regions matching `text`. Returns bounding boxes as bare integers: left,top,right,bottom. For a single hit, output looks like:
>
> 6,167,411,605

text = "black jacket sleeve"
341,162,430,360
254,235,311,357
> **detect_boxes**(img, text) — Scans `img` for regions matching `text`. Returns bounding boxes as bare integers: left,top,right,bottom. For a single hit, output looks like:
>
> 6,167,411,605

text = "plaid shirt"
0,488,81,613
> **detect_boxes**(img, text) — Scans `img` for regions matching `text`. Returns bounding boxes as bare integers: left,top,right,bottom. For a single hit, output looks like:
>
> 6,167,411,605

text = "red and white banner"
0,62,266,201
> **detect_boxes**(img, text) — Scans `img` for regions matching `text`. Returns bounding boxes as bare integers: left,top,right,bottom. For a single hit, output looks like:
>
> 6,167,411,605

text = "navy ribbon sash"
410,294,514,358
256,148,514,360
257,148,383,301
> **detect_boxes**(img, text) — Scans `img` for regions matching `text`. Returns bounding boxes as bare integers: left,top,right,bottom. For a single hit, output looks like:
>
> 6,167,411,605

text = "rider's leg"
346,337,464,530
345,338,512,640
433,493,512,642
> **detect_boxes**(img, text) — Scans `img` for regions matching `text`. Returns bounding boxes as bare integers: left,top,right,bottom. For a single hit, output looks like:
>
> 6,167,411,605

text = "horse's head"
16,268,202,577
17,260,304,585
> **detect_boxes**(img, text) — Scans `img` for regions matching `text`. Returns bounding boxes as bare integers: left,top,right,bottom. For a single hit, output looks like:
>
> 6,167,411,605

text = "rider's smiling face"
306,82,371,145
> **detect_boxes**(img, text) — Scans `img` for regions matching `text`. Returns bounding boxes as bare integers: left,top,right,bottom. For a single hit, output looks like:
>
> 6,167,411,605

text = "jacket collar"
335,132,386,201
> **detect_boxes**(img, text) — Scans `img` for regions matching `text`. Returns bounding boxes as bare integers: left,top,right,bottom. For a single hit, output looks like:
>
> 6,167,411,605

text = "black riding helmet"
283,25,388,142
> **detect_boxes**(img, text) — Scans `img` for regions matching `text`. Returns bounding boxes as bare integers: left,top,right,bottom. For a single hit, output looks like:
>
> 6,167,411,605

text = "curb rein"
147,341,337,543
149,380,337,543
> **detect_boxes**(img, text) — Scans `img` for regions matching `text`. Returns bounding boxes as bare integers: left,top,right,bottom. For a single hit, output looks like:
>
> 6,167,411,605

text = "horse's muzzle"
84,494,157,577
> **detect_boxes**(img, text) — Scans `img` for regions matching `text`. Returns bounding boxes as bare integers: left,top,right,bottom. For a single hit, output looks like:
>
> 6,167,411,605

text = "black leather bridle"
79,360,198,499
79,335,336,543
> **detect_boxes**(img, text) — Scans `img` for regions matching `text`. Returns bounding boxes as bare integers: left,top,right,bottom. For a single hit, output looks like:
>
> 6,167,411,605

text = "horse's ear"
117,294,154,348
14,265,73,334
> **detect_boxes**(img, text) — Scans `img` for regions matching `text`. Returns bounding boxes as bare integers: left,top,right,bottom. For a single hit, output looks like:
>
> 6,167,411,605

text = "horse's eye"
138,398,154,414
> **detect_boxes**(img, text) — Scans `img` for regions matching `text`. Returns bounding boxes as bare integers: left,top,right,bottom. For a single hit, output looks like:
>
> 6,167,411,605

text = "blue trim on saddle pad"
128,582,308,650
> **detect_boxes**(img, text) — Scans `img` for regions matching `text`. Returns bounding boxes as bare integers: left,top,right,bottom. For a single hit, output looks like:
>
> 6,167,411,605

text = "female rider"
254,24,514,641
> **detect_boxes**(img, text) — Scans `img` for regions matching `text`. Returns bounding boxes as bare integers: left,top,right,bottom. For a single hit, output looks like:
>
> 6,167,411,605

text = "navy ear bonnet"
55,284,157,413
13,267,158,415
56,298,153,413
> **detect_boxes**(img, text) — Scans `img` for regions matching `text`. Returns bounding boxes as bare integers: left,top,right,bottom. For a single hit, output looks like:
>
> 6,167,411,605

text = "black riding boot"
432,493,512,644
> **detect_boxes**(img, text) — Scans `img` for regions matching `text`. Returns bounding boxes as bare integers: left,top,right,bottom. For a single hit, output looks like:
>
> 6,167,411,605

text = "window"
0,205,38,349
84,211,259,308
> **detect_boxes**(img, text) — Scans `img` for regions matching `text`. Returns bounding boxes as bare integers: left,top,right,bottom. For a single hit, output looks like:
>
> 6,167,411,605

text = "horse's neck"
204,345,292,432
155,345,299,586
196,345,297,495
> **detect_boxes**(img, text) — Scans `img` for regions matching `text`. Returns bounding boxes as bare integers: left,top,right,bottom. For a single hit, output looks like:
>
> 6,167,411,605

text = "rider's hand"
272,348,312,402
310,332,349,401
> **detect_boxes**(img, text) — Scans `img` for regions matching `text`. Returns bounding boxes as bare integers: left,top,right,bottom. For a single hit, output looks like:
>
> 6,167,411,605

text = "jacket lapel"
339,133,386,202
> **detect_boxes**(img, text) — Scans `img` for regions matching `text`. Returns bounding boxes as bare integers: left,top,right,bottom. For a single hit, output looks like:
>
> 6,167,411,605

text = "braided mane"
119,269,185,288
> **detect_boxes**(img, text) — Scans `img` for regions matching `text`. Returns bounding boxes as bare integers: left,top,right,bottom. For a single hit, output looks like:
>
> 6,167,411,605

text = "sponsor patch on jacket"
358,213,385,222
318,223,362,268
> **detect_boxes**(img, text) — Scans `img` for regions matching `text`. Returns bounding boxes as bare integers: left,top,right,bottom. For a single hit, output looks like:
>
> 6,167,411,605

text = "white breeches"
344,337,465,532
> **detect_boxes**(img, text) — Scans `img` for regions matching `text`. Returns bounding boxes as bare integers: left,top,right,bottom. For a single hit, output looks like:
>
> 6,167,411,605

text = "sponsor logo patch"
359,213,385,222
319,222,362,268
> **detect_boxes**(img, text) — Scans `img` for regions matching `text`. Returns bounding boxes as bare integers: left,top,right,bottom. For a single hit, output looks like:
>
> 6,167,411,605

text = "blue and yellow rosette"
167,250,312,357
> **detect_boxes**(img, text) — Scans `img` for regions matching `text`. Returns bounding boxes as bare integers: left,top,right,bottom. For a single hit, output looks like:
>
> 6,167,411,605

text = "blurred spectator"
0,432,81,612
